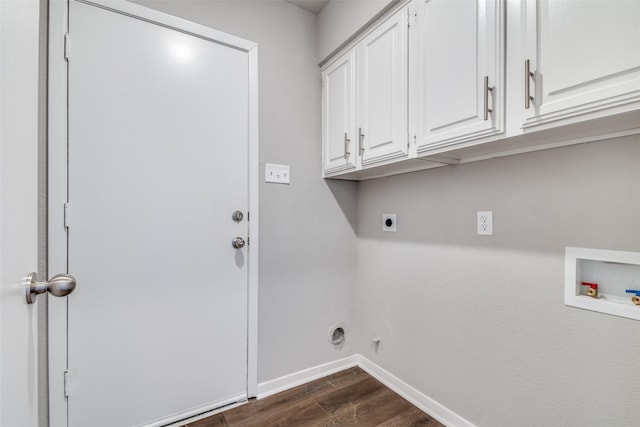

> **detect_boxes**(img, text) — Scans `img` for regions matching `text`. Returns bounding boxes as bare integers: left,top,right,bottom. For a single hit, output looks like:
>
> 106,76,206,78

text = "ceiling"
284,0,330,15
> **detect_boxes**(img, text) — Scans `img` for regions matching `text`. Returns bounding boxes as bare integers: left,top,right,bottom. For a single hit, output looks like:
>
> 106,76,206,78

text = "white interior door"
57,1,255,426
0,1,41,426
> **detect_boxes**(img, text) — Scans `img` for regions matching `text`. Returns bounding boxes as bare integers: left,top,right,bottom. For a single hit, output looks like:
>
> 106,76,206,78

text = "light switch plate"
265,163,290,184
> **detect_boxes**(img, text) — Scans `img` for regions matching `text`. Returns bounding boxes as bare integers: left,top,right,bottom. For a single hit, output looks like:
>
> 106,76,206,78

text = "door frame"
47,1,259,425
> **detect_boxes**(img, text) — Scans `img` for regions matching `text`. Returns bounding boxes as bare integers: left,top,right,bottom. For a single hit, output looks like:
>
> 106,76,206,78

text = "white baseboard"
256,355,358,399
256,354,475,427
356,354,476,427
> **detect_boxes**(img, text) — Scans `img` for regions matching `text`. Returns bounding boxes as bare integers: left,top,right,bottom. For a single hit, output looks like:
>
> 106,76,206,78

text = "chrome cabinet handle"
232,237,246,249
343,132,350,160
25,272,76,304
483,76,493,121
358,127,365,155
525,59,534,109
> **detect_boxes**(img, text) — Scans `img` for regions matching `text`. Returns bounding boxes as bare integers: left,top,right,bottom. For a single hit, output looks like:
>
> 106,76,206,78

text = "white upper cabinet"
322,5,409,176
414,0,504,154
320,0,640,180
357,7,409,166
322,50,357,174
523,0,640,128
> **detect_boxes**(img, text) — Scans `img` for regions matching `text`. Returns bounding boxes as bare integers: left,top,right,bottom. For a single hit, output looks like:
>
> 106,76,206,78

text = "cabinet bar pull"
525,59,535,109
483,76,493,121
358,127,365,155
344,132,350,160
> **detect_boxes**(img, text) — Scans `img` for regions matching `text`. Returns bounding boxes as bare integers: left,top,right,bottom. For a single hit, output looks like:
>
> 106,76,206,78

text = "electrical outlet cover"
477,211,493,236
382,214,397,232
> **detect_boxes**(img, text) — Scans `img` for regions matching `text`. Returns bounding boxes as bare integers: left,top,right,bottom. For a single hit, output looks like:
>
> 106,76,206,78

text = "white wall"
132,0,358,384
0,0,42,425
317,0,393,61
356,136,640,426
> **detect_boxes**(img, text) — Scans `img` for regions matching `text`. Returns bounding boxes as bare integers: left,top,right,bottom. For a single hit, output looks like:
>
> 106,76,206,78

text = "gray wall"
133,0,358,383
317,0,392,61
356,136,640,426
317,4,640,423
130,2,640,426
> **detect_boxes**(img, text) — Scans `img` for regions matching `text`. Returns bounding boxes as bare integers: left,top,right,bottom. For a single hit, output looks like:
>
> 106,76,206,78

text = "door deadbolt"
232,210,244,222
25,272,76,304
232,237,246,249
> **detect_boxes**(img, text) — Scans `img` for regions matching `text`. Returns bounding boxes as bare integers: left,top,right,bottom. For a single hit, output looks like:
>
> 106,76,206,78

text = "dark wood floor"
185,367,444,427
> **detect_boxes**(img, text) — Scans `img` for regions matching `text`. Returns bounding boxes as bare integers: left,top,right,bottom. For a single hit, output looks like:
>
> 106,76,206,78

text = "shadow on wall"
354,136,640,255
325,178,359,235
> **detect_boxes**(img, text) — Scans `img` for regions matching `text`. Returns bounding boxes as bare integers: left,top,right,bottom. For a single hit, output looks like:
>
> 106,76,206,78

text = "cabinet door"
358,7,408,167
322,50,357,175
523,0,640,128
415,0,504,153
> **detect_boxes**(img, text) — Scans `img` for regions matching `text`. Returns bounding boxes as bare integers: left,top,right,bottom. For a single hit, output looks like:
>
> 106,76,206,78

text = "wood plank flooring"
185,367,444,427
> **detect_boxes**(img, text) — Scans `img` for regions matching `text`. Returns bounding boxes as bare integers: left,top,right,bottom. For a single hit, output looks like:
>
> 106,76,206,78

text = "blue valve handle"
625,289,640,296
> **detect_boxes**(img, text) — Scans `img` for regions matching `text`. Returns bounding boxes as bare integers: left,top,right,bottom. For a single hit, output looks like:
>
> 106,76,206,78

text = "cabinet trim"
522,90,640,129
415,127,503,156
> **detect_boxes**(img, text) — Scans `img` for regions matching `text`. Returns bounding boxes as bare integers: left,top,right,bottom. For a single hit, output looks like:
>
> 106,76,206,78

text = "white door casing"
48,1,259,426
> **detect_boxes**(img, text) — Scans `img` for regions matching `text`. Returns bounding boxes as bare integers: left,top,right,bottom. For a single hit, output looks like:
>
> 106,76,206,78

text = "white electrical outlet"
477,211,493,236
382,214,397,232
265,163,290,184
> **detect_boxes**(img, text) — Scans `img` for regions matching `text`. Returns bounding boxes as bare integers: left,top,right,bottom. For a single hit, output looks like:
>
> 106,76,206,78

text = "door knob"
231,237,245,249
231,210,244,222
25,272,76,304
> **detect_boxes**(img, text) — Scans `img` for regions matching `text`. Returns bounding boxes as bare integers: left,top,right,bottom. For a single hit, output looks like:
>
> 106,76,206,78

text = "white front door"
50,1,257,426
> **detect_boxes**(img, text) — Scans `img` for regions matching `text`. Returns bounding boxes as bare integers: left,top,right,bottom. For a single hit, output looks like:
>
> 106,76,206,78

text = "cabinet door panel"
427,0,477,129
524,0,640,126
322,51,357,174
359,9,408,166
416,0,503,152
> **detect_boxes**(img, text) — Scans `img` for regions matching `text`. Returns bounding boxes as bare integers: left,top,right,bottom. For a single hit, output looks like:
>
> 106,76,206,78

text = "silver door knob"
231,237,245,249
232,210,244,222
25,272,76,304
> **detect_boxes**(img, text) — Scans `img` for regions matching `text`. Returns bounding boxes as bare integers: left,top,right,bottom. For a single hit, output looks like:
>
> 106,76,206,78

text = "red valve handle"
581,282,598,289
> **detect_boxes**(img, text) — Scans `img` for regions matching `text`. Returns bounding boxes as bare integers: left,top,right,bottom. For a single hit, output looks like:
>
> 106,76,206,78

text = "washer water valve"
625,289,640,305
581,282,598,298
